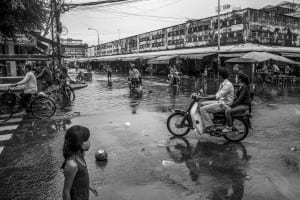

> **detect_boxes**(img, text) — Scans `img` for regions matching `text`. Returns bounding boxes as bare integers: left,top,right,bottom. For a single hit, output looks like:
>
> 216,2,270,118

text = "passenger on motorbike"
128,63,142,86
198,70,234,132
222,73,251,133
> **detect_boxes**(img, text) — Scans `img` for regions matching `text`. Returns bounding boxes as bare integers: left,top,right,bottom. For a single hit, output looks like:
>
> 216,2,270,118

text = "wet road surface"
0,73,299,200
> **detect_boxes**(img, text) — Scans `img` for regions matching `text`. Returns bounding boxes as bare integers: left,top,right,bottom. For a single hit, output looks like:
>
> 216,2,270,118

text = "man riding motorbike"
128,63,142,88
198,70,234,132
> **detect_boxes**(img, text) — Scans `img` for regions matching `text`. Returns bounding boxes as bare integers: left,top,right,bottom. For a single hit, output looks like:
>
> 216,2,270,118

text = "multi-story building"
92,2,300,57
61,38,88,58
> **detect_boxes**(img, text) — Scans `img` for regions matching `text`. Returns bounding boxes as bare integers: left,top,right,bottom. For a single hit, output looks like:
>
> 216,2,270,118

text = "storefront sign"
0,34,37,46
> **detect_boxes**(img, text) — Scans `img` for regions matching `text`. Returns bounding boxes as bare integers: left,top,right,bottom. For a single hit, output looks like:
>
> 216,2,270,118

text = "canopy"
225,51,299,65
225,57,256,63
242,52,298,64
147,55,177,64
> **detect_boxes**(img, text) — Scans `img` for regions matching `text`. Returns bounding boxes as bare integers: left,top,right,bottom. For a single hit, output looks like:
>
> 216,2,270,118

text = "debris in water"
162,160,176,167
245,175,252,181
125,122,131,126
290,147,297,151
142,130,149,136
157,140,167,147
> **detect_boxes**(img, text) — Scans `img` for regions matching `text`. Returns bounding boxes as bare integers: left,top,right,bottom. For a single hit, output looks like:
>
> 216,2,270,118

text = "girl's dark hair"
61,125,90,168
219,70,229,79
238,73,249,86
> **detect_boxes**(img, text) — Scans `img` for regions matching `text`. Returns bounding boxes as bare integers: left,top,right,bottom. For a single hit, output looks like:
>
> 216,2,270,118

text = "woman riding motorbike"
222,73,251,133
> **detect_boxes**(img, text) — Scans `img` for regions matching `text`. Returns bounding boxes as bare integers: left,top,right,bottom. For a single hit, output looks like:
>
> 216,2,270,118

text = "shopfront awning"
0,54,50,61
180,53,215,59
147,55,177,64
219,53,246,58
120,57,139,61
281,52,300,58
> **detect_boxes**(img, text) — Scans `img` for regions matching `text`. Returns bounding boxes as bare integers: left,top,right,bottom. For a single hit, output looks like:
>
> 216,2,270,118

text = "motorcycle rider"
128,63,142,86
222,73,251,133
198,69,234,132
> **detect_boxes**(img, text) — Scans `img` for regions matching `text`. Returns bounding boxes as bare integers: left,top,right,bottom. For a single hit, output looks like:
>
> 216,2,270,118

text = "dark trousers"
20,93,32,108
107,72,112,80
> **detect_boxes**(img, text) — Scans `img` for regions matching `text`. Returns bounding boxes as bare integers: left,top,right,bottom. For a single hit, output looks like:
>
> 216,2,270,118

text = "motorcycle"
166,90,251,142
128,78,142,91
168,72,181,86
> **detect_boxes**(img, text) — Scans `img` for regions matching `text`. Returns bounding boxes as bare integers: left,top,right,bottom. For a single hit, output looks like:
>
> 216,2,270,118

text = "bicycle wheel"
222,118,249,142
0,104,13,123
31,96,56,119
167,112,190,136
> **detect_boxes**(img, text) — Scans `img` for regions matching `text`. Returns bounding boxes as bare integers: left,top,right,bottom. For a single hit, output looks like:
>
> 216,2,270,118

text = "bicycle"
46,80,75,109
0,87,56,123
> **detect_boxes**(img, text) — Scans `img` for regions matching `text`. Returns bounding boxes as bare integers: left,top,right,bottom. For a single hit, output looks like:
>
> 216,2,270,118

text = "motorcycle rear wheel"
167,112,190,136
222,118,248,142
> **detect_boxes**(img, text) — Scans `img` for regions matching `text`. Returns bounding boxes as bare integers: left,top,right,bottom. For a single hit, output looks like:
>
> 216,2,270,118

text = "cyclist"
58,66,71,88
11,63,38,109
128,63,142,86
37,64,53,91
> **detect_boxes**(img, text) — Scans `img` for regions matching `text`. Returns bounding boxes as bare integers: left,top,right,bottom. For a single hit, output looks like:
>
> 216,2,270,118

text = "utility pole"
50,0,55,71
218,0,221,79
55,0,62,66
217,0,221,77
50,0,62,68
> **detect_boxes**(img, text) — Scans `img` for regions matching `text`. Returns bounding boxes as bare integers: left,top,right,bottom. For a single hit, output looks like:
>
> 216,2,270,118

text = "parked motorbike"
166,90,251,142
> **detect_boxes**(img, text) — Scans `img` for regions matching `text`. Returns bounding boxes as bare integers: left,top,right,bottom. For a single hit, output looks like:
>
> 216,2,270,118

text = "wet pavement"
0,73,299,200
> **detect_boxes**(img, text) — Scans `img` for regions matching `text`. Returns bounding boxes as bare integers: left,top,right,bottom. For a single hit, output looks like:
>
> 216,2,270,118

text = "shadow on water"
0,118,72,200
166,137,250,200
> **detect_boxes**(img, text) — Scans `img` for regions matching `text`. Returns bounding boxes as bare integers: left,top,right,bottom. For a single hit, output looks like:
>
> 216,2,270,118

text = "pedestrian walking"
62,125,98,200
106,65,112,82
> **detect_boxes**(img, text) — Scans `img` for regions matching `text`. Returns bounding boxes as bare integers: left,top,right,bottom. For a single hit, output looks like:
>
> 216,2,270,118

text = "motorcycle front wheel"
222,118,248,142
167,112,190,136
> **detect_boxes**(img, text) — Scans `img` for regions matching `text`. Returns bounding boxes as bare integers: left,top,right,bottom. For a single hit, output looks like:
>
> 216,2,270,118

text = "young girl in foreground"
62,125,97,200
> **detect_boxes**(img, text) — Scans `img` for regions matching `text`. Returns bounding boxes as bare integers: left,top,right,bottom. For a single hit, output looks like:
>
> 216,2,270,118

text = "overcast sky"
60,0,297,45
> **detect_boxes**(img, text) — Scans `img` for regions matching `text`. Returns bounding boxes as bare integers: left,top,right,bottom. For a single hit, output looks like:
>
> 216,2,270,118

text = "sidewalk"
0,83,88,94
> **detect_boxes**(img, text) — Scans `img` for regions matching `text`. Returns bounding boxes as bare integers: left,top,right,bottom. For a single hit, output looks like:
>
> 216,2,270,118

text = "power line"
65,0,149,9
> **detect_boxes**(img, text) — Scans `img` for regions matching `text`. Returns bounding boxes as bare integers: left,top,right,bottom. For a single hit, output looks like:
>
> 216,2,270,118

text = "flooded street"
0,73,300,200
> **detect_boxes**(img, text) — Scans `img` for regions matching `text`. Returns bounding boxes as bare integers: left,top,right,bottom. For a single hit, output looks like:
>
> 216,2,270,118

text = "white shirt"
17,71,38,94
216,79,234,105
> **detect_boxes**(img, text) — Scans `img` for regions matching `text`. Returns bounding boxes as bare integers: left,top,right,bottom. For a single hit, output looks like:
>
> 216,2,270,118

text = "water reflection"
129,89,143,114
166,137,250,200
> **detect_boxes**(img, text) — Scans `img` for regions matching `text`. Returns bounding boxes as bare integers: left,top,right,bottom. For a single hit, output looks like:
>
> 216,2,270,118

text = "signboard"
0,34,37,46
216,4,231,13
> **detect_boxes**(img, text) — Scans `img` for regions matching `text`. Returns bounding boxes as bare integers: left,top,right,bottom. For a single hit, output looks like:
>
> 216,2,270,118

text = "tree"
0,0,49,38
